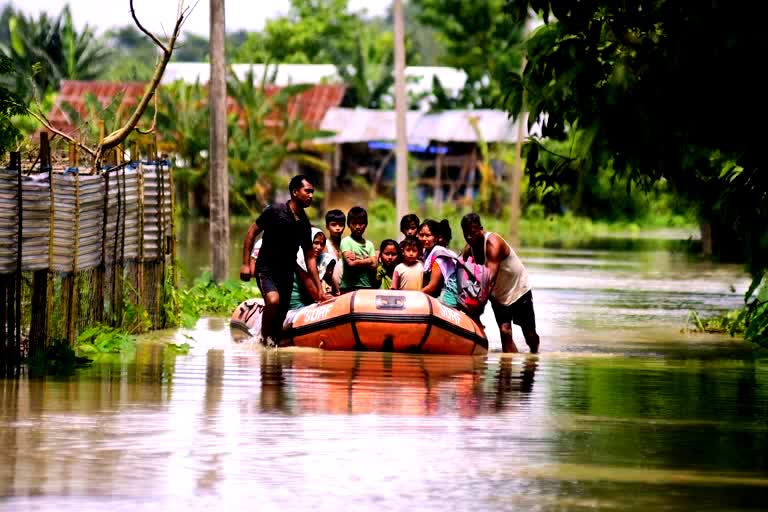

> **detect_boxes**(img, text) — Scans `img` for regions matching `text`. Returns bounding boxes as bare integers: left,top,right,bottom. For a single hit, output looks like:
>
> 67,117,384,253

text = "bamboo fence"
0,134,175,375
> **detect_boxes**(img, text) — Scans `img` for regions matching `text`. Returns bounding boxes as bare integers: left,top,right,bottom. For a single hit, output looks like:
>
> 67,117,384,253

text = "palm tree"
226,66,333,215
333,24,395,109
157,80,209,214
1,6,109,100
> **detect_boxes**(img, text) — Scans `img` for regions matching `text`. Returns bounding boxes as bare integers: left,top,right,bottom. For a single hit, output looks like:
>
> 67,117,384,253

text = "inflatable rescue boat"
230,289,488,356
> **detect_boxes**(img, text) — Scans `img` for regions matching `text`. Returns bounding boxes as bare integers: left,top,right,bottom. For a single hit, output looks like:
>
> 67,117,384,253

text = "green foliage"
363,196,683,252
165,342,191,355
230,0,361,64
1,6,109,100
76,325,137,355
501,1,768,345
686,277,768,347
521,133,695,224
157,80,209,214
26,340,92,377
121,299,152,335
333,24,395,109
158,67,333,217
103,25,157,81
743,277,768,346
0,55,26,155
413,0,524,108
398,1,444,66
230,0,423,110
172,33,209,62
166,271,261,329
226,66,332,215
504,2,767,262
61,90,128,146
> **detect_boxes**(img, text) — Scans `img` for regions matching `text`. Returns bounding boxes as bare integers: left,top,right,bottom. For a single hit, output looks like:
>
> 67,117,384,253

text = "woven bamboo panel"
50,173,105,272
0,163,173,274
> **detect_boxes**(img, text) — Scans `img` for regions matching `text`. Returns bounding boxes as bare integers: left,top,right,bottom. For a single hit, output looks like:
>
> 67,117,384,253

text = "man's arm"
297,266,318,302
240,222,263,281
305,248,331,301
484,234,508,292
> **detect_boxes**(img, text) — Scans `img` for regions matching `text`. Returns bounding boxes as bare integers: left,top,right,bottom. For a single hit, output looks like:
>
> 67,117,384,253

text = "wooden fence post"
29,134,51,354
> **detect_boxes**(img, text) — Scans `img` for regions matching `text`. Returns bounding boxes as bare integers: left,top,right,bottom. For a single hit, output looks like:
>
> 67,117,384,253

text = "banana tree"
468,114,511,213
156,80,209,214
332,24,394,109
226,66,334,215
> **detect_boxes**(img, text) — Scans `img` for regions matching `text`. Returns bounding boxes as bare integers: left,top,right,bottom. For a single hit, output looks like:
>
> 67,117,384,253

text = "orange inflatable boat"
230,289,488,356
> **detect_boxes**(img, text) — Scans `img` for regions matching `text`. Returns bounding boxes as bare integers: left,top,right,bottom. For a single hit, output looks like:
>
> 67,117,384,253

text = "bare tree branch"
28,110,96,157
101,0,189,153
134,89,159,135
129,0,168,53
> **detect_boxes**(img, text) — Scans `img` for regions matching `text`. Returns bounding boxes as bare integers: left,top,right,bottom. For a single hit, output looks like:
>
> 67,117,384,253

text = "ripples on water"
1,241,767,511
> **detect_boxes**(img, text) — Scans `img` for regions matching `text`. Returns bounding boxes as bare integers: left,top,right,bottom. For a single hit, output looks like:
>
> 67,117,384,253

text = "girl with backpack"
419,219,460,308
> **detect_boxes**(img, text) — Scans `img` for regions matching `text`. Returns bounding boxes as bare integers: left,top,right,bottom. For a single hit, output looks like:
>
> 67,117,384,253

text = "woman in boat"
289,228,338,311
419,219,459,308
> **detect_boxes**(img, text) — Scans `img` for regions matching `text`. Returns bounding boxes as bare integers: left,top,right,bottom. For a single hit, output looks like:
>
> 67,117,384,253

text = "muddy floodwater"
2,233,767,511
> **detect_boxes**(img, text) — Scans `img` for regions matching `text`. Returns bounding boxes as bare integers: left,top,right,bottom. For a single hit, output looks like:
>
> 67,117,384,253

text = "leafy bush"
76,325,136,355
687,276,768,347
166,271,261,328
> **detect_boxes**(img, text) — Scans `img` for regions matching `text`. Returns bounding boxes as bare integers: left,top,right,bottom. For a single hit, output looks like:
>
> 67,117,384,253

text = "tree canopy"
502,1,768,276
413,0,524,107
0,55,26,155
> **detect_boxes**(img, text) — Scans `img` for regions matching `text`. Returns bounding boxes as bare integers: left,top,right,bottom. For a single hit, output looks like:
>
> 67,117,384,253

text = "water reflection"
2,345,768,511
249,350,537,416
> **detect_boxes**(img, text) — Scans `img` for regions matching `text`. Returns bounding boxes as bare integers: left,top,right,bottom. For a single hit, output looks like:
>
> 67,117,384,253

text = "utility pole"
209,0,229,282
393,0,409,223
508,20,530,249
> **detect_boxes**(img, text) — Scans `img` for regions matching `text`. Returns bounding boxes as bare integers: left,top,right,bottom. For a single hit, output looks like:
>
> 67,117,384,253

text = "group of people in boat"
239,174,540,354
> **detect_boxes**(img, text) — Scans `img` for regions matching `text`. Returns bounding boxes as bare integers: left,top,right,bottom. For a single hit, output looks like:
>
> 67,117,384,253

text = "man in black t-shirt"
240,175,328,346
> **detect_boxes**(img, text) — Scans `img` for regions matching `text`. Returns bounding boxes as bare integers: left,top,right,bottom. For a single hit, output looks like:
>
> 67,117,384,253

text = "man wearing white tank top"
461,213,540,353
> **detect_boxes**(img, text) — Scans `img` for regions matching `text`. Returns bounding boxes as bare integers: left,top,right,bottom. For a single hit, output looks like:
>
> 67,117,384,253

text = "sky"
7,0,391,36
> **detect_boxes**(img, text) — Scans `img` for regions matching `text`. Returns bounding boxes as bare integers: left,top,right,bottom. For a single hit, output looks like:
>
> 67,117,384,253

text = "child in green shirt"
340,206,377,292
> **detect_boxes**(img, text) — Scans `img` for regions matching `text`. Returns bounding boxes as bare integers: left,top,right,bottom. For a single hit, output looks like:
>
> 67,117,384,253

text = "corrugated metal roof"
411,110,521,143
319,108,421,143
319,108,540,144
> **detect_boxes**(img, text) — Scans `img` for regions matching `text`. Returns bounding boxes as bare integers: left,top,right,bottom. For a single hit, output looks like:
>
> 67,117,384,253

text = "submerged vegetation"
25,340,92,377
687,278,768,348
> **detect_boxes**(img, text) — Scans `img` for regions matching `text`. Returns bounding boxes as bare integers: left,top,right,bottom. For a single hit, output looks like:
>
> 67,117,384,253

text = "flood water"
2,228,768,511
